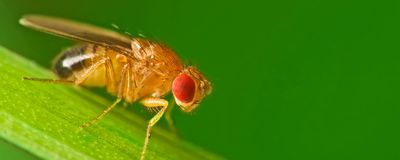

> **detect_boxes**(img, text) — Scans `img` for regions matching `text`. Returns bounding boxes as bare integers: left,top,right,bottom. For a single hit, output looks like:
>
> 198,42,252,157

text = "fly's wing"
20,15,133,56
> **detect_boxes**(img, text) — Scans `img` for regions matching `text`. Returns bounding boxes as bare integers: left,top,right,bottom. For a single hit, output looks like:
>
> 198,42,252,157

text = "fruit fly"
19,15,212,160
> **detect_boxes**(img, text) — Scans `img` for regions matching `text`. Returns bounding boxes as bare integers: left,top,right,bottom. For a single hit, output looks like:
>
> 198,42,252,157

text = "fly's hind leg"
22,77,75,84
139,97,169,160
23,57,108,85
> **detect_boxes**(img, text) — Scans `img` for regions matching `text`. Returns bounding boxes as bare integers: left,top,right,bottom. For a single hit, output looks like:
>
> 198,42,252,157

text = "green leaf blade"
0,46,222,160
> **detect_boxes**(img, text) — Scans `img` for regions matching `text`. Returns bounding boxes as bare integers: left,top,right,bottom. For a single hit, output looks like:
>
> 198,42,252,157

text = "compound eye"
172,73,195,103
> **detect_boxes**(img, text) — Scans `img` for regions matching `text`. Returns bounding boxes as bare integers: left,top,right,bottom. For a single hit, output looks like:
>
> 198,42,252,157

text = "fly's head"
172,66,212,112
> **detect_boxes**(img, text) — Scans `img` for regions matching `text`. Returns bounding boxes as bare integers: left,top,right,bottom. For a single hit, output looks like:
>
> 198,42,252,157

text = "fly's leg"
22,77,74,84
105,58,117,93
79,63,129,129
120,62,137,103
79,98,122,129
139,97,169,160
23,57,108,85
117,64,129,98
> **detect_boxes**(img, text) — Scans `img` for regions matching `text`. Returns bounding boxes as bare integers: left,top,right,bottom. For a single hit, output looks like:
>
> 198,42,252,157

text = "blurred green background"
1,0,400,159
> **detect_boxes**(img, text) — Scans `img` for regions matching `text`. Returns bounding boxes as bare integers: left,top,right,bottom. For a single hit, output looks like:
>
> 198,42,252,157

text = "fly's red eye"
172,73,195,103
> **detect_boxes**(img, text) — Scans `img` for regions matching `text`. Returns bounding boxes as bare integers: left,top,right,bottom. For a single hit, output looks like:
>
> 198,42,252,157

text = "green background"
0,0,399,159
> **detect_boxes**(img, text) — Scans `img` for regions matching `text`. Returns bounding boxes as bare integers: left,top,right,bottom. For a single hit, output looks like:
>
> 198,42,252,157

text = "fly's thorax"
131,63,182,102
125,39,185,101
130,39,183,69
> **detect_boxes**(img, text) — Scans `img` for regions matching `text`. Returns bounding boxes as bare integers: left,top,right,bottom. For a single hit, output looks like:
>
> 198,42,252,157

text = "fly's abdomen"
52,44,106,86
53,45,88,79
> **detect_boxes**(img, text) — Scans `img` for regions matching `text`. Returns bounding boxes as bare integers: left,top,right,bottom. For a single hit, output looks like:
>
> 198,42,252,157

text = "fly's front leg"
139,97,168,160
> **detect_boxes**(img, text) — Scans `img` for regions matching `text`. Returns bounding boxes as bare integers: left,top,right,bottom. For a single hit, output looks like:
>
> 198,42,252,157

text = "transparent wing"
20,15,133,55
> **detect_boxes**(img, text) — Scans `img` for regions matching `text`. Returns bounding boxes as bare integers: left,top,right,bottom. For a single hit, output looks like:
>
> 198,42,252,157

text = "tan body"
55,39,183,103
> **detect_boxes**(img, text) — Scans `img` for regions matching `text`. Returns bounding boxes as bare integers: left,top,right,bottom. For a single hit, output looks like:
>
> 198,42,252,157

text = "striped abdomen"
53,45,87,79
52,44,112,87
